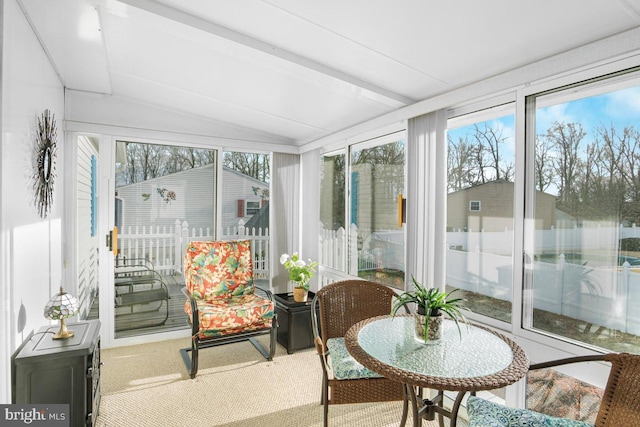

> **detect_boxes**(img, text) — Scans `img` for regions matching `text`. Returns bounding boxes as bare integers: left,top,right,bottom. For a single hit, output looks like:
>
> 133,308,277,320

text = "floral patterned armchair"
181,240,276,378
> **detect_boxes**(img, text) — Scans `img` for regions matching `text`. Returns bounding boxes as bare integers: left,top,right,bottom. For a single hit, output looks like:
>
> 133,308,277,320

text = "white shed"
116,165,268,233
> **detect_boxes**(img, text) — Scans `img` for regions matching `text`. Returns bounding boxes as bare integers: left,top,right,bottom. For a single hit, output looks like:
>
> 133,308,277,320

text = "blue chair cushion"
326,337,382,380
467,396,594,427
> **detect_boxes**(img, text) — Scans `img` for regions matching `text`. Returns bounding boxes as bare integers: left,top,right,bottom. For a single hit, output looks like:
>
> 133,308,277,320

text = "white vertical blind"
406,110,447,290
270,152,301,293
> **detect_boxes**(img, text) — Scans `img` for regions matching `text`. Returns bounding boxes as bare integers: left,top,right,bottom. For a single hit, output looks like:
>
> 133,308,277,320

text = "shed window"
469,200,481,212
246,200,260,216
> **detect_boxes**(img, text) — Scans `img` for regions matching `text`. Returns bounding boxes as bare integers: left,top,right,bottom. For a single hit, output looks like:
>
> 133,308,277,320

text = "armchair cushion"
467,396,593,427
184,293,274,337
183,240,274,338
326,337,382,380
184,240,254,300
527,368,602,423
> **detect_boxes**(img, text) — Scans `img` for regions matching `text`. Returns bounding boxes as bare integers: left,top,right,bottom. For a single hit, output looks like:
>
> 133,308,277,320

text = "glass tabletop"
357,316,515,380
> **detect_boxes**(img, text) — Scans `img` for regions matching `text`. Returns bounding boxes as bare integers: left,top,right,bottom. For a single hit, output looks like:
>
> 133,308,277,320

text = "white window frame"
516,64,640,361
245,199,261,216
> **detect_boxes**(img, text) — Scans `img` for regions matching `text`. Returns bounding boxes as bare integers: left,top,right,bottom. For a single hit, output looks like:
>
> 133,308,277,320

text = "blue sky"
537,86,640,139
445,84,640,196
447,85,640,157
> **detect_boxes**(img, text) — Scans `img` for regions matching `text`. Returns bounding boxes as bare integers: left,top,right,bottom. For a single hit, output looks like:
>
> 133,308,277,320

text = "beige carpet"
96,336,443,427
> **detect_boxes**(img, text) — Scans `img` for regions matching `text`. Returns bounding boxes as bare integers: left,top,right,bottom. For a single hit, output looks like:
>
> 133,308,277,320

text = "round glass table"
345,315,529,427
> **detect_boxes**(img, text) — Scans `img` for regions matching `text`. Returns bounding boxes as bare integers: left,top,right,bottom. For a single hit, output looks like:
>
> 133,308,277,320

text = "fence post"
174,219,182,273
558,253,566,316
179,220,189,274
622,261,630,333
349,223,358,276
336,226,345,271
238,219,246,237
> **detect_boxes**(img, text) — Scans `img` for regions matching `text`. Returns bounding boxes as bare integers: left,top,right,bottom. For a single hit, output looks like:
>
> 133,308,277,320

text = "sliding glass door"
77,135,218,344
349,134,406,289
112,140,217,338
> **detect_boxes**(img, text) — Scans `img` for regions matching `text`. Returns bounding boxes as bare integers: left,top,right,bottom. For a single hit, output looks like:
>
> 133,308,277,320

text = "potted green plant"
280,252,318,302
391,276,469,344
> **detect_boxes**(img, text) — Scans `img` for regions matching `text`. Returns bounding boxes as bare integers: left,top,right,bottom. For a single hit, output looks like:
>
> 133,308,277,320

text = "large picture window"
446,105,516,323
525,72,640,353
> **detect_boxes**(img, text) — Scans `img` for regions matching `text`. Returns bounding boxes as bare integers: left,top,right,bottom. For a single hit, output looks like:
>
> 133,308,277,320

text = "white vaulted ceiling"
17,0,640,147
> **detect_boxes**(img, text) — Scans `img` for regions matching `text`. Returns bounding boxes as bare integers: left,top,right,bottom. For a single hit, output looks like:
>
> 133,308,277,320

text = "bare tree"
351,141,404,166
223,152,270,182
447,122,514,191
117,142,216,186
598,125,640,223
447,136,476,191
545,122,585,214
320,153,346,230
534,136,555,192
474,123,513,182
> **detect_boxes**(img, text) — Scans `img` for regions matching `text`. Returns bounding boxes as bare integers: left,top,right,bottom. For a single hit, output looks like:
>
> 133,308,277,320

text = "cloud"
536,103,573,134
604,86,640,121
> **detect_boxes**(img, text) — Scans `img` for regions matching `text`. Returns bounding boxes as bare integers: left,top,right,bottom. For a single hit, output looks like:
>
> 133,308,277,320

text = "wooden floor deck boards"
87,273,190,339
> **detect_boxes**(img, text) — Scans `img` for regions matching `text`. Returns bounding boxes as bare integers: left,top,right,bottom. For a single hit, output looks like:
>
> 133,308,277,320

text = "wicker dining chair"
467,352,640,427
311,280,409,427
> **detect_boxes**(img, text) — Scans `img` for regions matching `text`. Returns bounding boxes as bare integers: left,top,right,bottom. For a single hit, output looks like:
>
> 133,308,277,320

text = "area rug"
95,336,439,427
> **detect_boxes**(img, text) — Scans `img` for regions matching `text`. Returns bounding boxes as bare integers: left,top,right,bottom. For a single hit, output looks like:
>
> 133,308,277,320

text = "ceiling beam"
117,0,416,107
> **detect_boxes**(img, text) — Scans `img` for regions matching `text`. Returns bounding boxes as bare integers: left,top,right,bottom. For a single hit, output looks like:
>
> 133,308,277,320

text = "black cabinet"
275,292,317,354
12,320,101,427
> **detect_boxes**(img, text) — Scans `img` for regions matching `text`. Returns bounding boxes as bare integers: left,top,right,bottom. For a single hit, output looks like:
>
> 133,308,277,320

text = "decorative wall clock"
33,109,57,219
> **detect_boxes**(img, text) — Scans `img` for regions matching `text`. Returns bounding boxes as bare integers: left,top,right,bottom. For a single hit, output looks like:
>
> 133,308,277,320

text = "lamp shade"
44,287,79,339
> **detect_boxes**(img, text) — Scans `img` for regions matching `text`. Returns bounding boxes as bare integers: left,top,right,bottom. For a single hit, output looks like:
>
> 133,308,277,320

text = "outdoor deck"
87,272,190,339
114,272,189,338
88,273,273,339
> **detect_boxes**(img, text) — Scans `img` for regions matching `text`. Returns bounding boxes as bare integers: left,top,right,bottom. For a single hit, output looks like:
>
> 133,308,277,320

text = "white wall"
76,136,99,320
0,0,65,404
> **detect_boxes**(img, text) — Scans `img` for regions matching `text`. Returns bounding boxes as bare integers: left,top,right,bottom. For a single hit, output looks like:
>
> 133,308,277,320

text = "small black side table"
274,292,317,354
11,320,101,427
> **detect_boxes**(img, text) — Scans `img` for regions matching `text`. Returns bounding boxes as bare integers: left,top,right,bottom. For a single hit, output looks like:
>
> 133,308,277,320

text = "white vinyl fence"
320,224,356,275
117,219,270,279
447,224,640,253
319,223,405,275
120,219,640,333
446,248,640,335
319,224,640,335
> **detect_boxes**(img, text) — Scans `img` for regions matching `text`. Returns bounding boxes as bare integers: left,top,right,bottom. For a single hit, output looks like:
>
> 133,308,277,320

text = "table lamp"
44,287,79,339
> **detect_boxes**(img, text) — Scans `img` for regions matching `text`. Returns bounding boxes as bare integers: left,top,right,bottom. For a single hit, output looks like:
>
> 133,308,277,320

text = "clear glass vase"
414,313,443,344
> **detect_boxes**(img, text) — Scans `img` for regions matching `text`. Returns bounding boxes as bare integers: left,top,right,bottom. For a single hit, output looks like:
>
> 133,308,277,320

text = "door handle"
397,194,406,228
112,227,118,256
106,227,119,255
